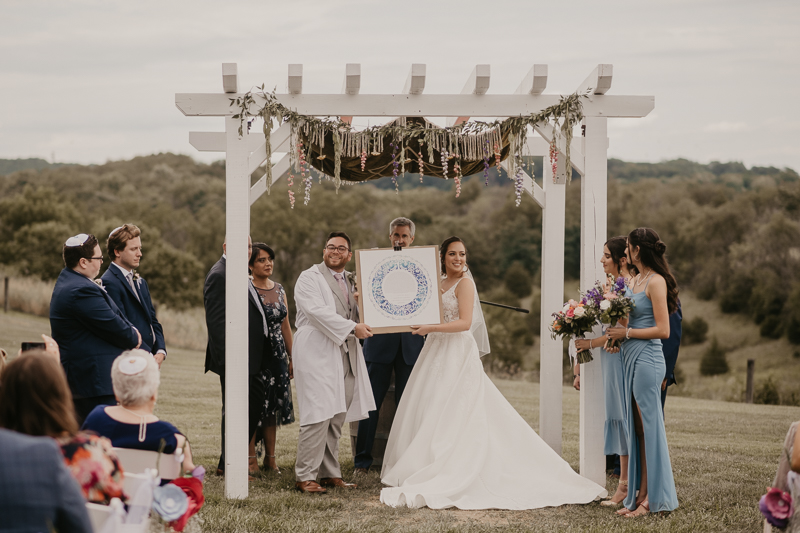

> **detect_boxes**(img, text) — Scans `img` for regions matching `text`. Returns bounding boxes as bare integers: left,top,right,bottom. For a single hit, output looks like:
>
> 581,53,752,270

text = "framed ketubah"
354,245,444,334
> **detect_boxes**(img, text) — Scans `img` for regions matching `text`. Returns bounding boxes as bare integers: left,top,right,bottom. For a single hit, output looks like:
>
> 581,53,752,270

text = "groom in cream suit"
293,232,375,494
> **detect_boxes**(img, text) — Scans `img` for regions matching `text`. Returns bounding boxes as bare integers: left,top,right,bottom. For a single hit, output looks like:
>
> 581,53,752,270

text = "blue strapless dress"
621,282,678,512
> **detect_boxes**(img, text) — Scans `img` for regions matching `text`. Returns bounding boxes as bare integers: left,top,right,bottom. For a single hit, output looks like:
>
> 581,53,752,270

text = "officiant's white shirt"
293,265,375,427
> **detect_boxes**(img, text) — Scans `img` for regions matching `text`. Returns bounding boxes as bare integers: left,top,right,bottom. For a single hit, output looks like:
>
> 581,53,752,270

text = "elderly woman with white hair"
82,350,198,474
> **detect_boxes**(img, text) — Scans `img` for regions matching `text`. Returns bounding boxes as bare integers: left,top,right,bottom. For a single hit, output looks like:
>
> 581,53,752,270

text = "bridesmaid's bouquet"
549,297,599,364
591,274,636,349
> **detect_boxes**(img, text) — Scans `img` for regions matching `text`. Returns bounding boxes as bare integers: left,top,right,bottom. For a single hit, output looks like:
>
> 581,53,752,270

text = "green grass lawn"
2,310,799,532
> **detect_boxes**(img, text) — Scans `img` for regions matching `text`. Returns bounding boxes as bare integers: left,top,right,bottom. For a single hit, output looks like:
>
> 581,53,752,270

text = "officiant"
293,232,375,494
354,217,426,475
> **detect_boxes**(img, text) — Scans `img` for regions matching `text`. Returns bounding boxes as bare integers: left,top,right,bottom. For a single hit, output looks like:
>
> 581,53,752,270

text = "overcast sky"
1,0,798,170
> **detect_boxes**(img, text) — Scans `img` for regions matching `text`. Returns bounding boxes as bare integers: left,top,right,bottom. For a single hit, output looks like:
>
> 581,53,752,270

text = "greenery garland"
230,86,586,202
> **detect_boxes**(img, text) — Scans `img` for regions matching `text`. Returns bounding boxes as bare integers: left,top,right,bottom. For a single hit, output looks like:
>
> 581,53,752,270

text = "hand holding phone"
21,342,46,353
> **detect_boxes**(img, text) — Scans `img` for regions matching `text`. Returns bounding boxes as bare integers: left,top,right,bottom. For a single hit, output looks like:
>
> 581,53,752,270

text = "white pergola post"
539,159,567,454
223,64,251,499
579,115,610,486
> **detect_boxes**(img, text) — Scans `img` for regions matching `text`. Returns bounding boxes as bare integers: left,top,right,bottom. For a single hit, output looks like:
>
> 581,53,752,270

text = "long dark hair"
0,351,79,437
628,227,679,314
605,236,628,275
440,236,466,275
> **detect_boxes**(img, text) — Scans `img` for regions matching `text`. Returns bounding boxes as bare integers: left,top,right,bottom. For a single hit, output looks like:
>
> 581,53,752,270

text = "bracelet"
574,374,580,378
626,328,632,339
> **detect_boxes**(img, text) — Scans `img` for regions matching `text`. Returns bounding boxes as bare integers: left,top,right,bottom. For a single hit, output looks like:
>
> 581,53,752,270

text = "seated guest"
0,428,93,533
0,350,126,504
83,351,198,475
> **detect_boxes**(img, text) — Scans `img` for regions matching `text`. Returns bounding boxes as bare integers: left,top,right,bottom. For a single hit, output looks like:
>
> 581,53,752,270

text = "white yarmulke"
109,226,124,238
65,234,89,247
119,355,148,375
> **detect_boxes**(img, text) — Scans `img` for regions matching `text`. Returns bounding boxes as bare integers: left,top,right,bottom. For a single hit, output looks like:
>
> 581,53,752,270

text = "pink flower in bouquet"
759,487,794,528
603,292,618,300
566,308,575,318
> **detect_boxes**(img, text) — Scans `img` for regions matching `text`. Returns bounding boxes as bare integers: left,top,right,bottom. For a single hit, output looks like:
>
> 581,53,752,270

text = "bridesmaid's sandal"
600,480,628,507
624,500,650,518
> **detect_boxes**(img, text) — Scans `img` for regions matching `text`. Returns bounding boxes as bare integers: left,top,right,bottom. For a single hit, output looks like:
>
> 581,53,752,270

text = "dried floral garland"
230,86,586,202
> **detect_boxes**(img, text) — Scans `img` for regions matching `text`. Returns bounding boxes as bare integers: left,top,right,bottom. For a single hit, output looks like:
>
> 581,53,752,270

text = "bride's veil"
465,270,491,357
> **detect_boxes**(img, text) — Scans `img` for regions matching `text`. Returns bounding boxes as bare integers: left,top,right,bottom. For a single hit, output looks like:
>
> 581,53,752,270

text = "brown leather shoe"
295,480,327,494
320,477,357,489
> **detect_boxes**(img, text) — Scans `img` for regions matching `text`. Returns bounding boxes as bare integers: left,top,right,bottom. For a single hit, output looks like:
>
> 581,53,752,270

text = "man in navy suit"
204,237,272,475
354,217,425,473
101,224,166,367
0,428,92,532
50,233,141,423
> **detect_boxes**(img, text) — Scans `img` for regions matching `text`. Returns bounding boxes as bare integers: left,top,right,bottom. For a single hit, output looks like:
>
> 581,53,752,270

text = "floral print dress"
255,282,295,426
59,432,126,504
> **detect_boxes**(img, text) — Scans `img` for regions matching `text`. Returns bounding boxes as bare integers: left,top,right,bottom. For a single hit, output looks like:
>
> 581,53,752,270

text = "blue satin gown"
621,278,678,512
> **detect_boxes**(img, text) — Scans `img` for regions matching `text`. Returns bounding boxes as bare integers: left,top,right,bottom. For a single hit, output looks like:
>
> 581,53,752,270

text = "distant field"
3,269,798,404
1,309,798,532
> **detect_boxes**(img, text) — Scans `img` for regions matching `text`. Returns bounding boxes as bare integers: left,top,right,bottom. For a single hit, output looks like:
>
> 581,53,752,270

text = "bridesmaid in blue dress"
607,227,679,517
574,236,633,507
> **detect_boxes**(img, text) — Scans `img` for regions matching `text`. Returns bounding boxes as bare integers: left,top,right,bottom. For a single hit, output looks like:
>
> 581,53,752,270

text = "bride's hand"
411,325,435,336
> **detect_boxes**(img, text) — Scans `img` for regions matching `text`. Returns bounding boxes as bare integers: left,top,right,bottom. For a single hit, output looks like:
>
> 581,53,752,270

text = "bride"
380,236,607,510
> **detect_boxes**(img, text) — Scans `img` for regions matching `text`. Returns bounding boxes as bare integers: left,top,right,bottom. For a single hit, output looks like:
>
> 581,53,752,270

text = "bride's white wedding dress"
380,277,607,510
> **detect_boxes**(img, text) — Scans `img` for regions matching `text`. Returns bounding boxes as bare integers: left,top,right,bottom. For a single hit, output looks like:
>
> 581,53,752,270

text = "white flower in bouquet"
574,306,586,318
600,300,611,311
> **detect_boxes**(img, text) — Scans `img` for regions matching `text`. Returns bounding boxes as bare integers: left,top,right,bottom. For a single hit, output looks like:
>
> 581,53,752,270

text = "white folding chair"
86,498,124,533
113,447,182,480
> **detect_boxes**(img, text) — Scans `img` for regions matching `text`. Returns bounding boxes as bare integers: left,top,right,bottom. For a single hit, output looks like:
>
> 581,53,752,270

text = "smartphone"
21,342,46,353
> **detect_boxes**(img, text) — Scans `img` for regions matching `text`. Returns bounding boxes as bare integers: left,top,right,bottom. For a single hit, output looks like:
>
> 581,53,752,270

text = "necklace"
634,269,653,288
119,406,154,442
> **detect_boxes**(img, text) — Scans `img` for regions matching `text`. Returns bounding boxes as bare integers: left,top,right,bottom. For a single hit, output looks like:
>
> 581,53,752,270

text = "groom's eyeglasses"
325,245,349,253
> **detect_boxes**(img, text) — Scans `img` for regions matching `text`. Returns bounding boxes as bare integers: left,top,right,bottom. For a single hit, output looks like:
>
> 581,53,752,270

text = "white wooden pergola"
176,63,654,498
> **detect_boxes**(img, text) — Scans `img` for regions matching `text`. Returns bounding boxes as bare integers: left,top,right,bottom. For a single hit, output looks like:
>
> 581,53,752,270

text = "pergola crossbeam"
577,64,613,96
288,64,303,95
515,64,548,95
403,64,426,95
176,93,653,118
448,64,491,127
222,63,238,93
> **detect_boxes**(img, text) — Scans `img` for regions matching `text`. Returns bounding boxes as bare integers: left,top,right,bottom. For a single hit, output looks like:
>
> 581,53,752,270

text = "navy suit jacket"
50,268,140,398
203,256,271,376
101,263,166,354
0,429,92,533
363,332,425,366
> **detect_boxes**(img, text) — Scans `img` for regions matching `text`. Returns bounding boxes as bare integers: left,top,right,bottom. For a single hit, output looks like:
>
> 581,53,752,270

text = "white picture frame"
355,246,444,334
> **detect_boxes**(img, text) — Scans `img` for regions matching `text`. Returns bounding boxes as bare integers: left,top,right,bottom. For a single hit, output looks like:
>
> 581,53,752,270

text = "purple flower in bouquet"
759,487,794,528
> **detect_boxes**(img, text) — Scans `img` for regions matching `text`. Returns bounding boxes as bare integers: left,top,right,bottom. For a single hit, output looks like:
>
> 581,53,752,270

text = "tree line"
1,154,798,361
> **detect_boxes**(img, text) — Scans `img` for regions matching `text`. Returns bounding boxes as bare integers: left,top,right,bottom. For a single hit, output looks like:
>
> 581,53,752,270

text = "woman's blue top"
82,406,180,454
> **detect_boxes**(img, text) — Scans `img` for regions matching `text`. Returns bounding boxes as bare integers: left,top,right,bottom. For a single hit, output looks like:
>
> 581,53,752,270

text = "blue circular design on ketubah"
369,256,431,319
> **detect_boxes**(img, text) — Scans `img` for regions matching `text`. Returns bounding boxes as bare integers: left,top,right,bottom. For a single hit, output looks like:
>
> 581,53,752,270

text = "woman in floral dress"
250,242,295,473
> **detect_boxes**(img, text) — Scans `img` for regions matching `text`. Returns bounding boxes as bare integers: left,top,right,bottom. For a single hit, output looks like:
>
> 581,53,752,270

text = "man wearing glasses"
292,232,375,494
50,233,141,423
